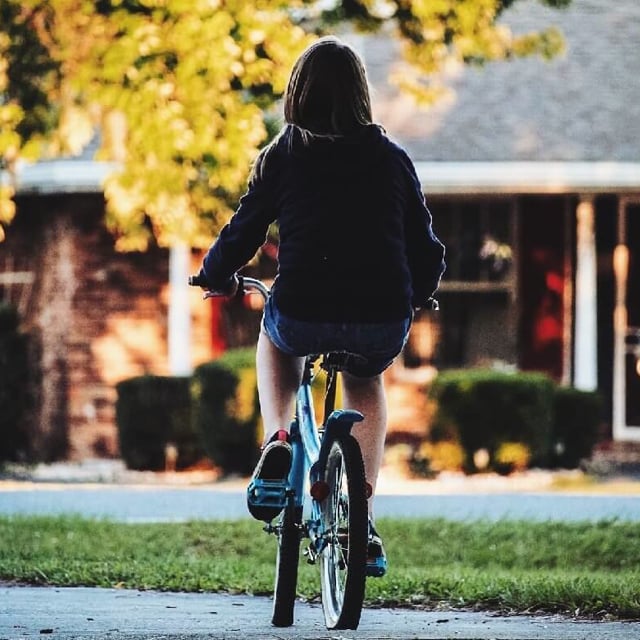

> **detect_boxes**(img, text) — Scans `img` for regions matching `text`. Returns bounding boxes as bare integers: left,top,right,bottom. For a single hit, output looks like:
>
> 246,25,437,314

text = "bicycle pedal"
247,478,288,521
247,478,288,504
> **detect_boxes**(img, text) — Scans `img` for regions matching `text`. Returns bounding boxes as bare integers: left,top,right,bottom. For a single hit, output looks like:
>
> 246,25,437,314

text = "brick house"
1,0,639,460
0,154,263,461
366,0,640,440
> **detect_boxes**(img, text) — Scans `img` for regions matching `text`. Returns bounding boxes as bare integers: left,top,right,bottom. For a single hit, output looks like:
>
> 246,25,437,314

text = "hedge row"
0,304,30,462
116,356,603,477
115,375,199,471
115,348,259,474
425,369,602,474
191,347,260,475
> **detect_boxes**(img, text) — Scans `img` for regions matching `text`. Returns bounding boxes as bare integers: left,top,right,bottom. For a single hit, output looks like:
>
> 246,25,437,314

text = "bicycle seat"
321,351,369,372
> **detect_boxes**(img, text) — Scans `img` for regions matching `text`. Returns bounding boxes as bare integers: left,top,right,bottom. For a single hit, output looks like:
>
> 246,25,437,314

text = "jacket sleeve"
401,155,446,308
201,159,278,290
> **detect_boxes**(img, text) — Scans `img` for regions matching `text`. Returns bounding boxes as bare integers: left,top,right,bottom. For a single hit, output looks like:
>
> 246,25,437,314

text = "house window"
437,199,514,286
406,197,518,370
0,257,35,318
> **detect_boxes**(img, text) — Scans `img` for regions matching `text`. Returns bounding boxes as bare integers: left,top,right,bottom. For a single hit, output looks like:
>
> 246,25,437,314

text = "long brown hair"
252,37,373,181
284,36,373,135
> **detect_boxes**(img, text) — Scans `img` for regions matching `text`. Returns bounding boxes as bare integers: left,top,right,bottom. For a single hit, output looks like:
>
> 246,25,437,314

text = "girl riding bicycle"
195,36,445,575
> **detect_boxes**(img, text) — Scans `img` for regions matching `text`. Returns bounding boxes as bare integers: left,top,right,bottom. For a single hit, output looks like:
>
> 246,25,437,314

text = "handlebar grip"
188,273,243,298
188,273,207,287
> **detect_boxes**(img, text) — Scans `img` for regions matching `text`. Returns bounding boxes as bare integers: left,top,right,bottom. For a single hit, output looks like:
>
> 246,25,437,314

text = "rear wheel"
319,434,368,630
272,501,302,627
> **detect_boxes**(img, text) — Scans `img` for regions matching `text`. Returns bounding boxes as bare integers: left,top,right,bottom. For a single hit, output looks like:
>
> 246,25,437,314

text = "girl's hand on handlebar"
188,271,240,297
219,274,240,296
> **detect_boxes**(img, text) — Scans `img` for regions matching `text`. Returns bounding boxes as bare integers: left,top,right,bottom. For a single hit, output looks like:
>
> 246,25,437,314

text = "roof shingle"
367,0,640,162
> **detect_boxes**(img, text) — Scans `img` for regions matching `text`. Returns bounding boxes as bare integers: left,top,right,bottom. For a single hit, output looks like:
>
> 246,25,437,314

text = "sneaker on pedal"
246,430,292,522
367,521,387,577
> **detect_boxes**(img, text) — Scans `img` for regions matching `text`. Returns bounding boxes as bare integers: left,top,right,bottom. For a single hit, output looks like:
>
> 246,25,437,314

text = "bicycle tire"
272,502,302,627
319,434,368,630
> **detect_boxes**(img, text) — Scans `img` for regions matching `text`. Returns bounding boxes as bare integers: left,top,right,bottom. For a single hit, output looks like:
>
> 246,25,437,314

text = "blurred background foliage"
0,0,570,249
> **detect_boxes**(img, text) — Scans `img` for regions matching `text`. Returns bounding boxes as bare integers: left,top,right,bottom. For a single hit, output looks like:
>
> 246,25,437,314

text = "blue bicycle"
189,275,370,630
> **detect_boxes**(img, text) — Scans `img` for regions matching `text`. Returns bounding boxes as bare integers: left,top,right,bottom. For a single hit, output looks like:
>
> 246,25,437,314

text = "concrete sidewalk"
2,585,638,640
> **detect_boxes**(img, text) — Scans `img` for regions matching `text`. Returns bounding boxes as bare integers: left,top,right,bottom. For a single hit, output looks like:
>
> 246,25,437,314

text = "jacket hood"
278,123,388,169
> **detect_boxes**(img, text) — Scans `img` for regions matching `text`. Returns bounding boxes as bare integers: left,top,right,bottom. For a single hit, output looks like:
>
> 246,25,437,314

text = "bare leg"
256,330,304,446
341,372,387,519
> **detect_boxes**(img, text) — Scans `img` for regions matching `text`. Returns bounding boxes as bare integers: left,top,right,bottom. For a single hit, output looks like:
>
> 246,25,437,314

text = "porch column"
168,243,192,376
574,198,597,391
612,241,629,440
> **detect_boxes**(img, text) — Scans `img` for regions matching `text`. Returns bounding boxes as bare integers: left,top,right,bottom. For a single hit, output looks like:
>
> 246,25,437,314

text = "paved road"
3,586,639,640
1,483,640,522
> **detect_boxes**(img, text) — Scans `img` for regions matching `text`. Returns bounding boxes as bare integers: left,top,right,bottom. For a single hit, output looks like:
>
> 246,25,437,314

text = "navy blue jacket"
202,124,445,322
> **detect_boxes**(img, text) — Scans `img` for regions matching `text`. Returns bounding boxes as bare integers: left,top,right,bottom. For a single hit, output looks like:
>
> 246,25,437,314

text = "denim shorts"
262,296,411,378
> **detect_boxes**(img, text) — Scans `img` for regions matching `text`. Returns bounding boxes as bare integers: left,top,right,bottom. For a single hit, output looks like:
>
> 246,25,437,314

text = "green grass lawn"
1,515,639,619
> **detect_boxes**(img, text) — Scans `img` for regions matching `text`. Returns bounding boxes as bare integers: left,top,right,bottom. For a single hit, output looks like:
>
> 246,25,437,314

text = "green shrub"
428,369,555,472
0,303,30,462
191,347,260,476
552,386,602,468
115,375,203,471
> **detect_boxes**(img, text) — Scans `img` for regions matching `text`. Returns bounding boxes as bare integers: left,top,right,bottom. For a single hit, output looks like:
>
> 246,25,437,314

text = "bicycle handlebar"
237,277,270,301
188,274,270,302
427,297,439,311
189,273,438,310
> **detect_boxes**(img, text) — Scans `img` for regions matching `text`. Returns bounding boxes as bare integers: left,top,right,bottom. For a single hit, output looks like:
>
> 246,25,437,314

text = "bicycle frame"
286,356,363,561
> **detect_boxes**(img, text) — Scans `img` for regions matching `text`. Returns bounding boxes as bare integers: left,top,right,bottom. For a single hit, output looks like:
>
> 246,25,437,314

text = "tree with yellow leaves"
0,0,570,249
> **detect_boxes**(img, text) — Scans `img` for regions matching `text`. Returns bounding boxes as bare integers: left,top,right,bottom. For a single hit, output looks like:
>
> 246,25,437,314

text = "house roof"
413,161,640,195
4,132,114,196
10,158,115,195
367,0,640,164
